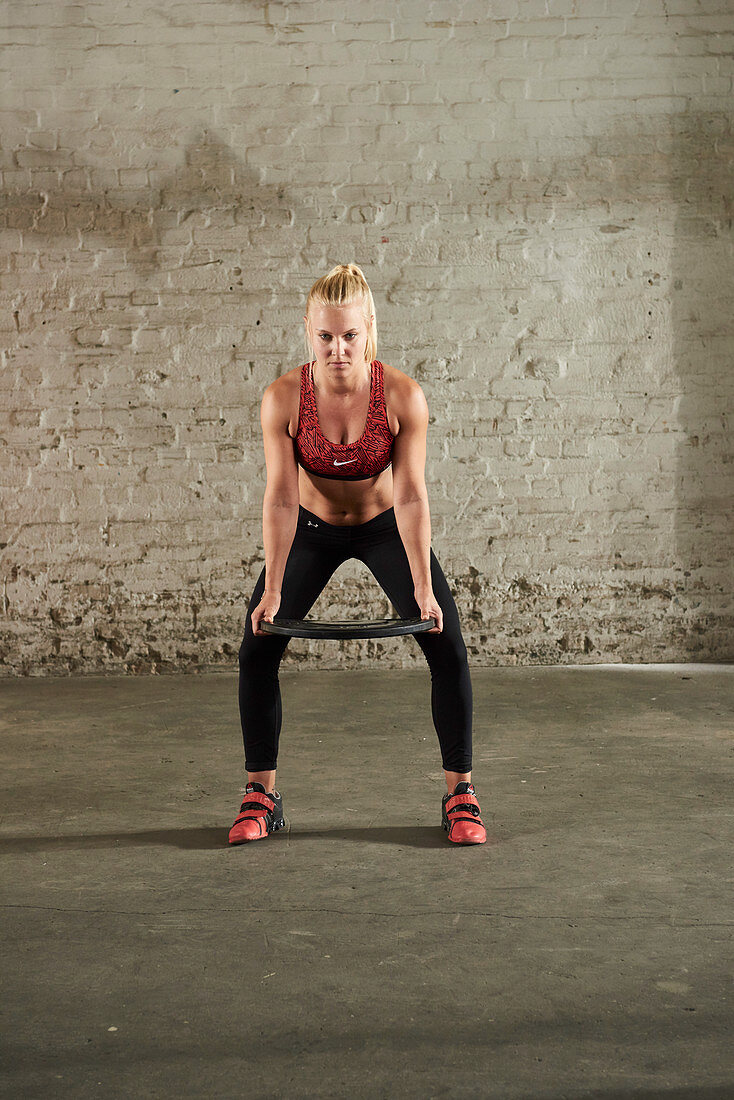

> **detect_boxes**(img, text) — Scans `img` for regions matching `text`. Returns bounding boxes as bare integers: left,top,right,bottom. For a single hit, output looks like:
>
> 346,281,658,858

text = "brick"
1,1,732,673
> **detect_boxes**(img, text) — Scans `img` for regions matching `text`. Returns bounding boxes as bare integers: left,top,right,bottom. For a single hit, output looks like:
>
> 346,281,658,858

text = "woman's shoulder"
380,362,427,436
262,364,305,436
263,363,305,403
267,362,306,389
381,362,426,412
381,361,423,397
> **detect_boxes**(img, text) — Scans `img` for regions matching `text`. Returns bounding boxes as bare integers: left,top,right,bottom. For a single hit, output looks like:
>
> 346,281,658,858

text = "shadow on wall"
671,111,734,659
8,127,299,278
2,130,310,673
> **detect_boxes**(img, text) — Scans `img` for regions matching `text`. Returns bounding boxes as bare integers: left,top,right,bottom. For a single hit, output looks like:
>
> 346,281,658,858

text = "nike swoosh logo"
333,459,357,466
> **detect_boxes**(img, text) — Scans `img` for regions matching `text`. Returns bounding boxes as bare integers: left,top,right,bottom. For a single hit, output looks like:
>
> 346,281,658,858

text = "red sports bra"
293,360,395,481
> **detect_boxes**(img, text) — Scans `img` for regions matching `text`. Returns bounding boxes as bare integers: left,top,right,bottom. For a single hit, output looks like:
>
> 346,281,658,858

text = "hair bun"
330,263,366,281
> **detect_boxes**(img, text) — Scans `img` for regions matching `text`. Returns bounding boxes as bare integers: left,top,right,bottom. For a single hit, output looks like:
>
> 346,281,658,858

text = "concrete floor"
1,664,733,1100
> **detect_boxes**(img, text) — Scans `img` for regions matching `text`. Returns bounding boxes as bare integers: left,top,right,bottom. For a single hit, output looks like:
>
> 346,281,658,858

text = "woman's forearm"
262,498,299,594
393,497,432,592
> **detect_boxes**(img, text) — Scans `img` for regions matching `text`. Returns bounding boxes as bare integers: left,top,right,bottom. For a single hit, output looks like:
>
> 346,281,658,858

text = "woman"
229,264,486,846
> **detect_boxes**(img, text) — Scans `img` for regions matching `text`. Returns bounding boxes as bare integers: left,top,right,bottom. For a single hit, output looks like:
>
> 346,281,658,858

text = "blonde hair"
304,263,378,365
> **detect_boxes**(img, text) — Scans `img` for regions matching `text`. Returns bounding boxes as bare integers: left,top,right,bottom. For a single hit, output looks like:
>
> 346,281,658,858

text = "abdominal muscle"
296,465,395,526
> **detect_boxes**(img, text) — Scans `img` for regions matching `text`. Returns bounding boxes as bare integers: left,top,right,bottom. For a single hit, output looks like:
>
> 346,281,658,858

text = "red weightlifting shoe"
441,782,487,845
228,782,285,845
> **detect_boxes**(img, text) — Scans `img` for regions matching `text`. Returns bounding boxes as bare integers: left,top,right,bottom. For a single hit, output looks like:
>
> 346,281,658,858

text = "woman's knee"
238,632,285,677
419,628,470,674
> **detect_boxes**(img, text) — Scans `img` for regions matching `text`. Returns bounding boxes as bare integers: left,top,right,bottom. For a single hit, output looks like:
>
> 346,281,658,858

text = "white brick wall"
1,0,733,674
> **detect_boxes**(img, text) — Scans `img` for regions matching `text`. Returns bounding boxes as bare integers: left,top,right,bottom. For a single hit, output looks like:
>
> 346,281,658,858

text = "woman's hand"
251,590,282,636
415,587,443,633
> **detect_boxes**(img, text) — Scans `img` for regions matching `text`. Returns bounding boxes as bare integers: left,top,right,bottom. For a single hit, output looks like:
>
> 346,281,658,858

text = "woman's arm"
252,382,300,635
391,379,443,633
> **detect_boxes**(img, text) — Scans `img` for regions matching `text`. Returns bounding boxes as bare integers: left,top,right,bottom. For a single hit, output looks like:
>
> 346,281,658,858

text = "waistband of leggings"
298,505,397,534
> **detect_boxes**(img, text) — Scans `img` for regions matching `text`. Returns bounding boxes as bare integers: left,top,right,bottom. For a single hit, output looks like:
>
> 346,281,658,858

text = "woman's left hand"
415,588,443,633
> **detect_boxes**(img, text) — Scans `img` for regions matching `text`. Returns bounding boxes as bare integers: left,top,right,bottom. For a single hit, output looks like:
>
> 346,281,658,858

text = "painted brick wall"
2,0,733,675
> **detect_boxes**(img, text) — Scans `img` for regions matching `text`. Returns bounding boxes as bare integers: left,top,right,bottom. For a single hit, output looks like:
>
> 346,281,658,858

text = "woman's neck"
312,359,371,397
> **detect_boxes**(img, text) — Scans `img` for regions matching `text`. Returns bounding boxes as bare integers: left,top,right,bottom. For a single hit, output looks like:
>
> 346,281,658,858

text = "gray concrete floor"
1,665,733,1100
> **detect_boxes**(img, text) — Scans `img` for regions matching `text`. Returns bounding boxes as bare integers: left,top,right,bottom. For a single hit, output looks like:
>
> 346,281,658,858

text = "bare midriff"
296,465,395,526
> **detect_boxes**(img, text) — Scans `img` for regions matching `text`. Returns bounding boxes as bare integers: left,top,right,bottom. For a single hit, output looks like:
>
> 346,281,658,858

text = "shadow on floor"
0,824,471,852
578,1089,734,1100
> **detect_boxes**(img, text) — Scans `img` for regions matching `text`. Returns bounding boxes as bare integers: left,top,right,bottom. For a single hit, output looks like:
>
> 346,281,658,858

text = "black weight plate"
260,616,437,640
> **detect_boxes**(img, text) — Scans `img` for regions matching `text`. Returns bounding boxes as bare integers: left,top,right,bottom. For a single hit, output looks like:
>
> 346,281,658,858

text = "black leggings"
238,506,473,774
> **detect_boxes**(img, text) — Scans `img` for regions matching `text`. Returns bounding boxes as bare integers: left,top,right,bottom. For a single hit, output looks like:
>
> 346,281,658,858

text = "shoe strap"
240,790,277,812
233,807,273,829
445,792,481,815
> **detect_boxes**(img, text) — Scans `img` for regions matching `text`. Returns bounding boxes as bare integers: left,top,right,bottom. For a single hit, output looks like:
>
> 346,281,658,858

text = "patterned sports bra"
293,360,395,481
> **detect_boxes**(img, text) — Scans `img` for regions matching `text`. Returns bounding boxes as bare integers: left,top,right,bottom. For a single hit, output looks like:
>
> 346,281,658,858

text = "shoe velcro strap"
239,791,276,812
232,814,266,830
234,807,273,825
446,793,480,814
449,811,482,823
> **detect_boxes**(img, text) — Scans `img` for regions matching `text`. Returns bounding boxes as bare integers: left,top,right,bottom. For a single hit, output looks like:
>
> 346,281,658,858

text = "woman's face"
305,302,372,372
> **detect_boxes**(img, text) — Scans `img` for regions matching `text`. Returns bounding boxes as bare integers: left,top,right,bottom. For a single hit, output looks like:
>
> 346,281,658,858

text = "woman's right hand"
251,590,282,636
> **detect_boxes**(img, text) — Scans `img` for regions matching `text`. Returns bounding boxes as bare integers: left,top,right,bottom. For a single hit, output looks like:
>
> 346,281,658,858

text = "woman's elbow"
264,484,300,510
393,485,429,508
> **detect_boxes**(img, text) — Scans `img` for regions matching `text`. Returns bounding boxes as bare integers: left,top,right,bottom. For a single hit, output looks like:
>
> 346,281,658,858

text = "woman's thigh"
240,515,349,656
356,522,467,653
